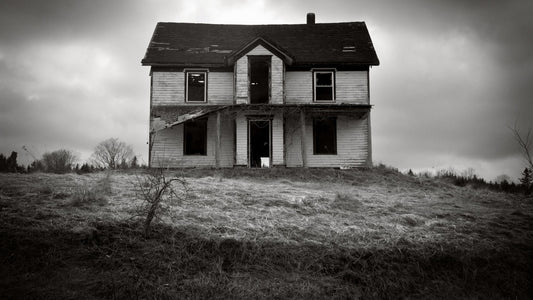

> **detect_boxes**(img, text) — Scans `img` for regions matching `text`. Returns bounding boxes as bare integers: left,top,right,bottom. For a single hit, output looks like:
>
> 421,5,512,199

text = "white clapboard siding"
284,115,303,167
284,114,369,167
152,71,184,105
272,114,284,165
234,45,284,104
270,56,284,104
235,59,248,104
152,71,233,105
208,72,234,104
150,115,234,167
336,71,368,104
285,72,312,104
285,71,368,104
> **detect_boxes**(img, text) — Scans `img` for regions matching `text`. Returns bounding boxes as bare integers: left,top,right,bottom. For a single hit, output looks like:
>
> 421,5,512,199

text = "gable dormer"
228,37,293,105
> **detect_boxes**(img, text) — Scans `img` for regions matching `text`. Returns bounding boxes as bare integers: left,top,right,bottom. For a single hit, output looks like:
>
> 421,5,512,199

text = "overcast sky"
1,0,532,180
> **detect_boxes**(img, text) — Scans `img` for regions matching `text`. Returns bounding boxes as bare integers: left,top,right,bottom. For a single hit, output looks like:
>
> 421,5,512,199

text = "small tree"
131,156,139,169
519,168,532,195
91,138,134,169
135,169,188,237
6,151,19,172
41,149,77,173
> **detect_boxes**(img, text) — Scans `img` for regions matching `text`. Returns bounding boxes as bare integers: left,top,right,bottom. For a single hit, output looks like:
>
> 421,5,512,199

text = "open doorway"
249,56,270,104
248,120,271,167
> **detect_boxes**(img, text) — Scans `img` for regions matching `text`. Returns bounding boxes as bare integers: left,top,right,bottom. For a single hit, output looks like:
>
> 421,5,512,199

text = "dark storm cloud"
0,0,175,163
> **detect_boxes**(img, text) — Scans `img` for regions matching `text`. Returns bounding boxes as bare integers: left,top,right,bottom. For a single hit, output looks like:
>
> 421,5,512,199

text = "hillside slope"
1,168,532,299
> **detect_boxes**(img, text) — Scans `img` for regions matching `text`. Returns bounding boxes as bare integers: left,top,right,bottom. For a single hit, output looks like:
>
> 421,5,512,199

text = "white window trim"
312,69,336,102
184,69,208,103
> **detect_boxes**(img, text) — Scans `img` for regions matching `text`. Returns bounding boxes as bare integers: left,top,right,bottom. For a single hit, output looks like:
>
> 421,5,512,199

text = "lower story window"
184,118,207,155
313,117,337,155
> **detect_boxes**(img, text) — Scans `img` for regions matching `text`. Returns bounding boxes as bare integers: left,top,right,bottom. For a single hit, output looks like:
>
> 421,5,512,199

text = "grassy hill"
1,167,532,299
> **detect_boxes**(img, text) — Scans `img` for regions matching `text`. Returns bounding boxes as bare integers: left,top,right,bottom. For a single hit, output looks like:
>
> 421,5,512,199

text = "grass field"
1,167,532,299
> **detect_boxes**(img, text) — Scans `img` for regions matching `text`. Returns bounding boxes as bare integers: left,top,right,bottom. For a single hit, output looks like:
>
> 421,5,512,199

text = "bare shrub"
69,173,112,206
91,138,134,169
41,149,77,173
134,169,188,237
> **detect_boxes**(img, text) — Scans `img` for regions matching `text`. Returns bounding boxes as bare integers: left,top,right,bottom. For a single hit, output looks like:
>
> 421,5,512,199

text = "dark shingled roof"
141,22,379,66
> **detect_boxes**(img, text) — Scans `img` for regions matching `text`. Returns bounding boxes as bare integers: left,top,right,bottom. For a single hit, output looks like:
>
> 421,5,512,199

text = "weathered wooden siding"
235,111,284,166
151,71,233,105
285,114,369,167
235,59,248,104
208,72,234,104
150,115,234,167
285,71,368,104
271,115,284,164
152,71,184,105
270,56,284,104
234,45,284,104
284,115,303,167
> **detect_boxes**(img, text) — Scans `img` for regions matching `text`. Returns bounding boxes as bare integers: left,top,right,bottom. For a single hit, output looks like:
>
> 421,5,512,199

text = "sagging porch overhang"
151,104,372,132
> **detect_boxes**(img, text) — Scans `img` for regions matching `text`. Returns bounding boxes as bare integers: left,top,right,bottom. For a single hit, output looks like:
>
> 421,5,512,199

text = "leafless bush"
91,138,134,169
41,149,77,173
69,173,112,206
134,169,189,237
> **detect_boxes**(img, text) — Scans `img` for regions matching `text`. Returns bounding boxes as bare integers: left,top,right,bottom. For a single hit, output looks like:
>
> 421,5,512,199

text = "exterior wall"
285,71,368,104
151,71,233,105
150,115,234,167
235,111,284,166
285,114,370,167
234,45,284,104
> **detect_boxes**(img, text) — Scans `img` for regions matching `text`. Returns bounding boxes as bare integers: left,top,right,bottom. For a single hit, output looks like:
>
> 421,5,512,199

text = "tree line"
1,138,143,174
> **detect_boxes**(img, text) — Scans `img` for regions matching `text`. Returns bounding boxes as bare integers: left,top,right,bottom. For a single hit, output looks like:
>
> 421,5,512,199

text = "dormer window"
313,70,335,102
185,70,207,102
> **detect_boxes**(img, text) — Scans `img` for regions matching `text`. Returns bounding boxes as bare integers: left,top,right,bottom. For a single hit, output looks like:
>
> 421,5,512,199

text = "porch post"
300,109,307,167
215,111,221,167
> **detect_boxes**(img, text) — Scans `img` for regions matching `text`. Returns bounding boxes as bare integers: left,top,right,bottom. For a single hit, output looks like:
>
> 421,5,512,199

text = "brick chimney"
307,13,315,25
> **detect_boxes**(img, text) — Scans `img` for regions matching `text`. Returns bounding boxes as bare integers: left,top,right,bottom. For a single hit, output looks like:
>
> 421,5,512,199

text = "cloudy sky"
1,0,532,180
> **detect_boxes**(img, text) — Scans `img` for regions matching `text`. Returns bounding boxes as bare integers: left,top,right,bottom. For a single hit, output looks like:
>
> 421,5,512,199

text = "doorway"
249,56,270,104
248,120,271,168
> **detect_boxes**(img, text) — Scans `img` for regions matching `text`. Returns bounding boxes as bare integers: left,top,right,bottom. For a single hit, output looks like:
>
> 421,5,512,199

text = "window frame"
312,69,336,102
183,118,208,156
313,117,337,155
185,69,208,103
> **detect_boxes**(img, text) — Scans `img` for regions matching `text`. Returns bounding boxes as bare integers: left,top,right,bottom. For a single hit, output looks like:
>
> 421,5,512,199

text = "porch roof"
151,104,371,131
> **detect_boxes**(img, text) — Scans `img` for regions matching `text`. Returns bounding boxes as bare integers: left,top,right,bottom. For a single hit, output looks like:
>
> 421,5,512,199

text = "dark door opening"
249,120,271,168
249,56,270,104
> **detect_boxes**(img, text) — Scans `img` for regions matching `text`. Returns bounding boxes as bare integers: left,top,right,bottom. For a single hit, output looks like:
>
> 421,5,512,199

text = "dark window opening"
186,71,206,102
184,118,207,155
314,71,334,101
249,57,270,104
313,117,337,154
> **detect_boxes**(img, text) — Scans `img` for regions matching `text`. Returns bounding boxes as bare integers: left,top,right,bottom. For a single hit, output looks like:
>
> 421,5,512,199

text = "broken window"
313,117,337,155
184,118,207,155
186,71,207,102
313,71,335,101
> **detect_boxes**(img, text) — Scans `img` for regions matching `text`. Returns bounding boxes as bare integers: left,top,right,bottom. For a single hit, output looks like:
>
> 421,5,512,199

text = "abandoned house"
141,13,379,168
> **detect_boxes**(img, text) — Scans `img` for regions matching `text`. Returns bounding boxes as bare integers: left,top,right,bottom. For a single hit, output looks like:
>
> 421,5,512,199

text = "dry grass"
0,168,532,299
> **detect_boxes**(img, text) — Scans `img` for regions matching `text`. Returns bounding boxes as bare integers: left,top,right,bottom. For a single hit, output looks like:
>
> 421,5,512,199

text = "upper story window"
313,70,335,102
185,70,207,102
